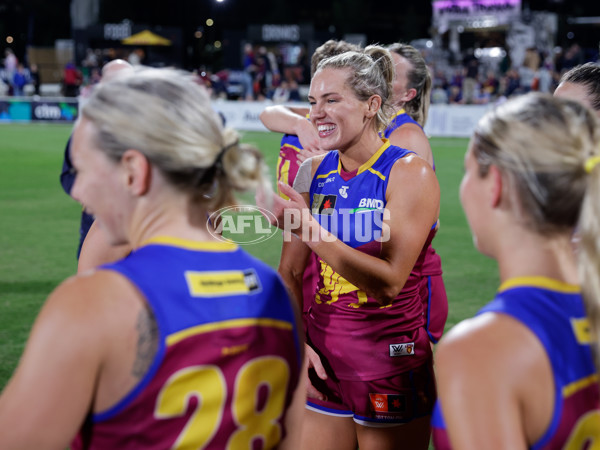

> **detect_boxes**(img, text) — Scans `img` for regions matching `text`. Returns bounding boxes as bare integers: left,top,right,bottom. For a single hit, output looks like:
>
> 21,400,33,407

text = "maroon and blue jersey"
72,237,302,450
383,108,446,342
382,108,422,139
432,277,600,449
307,140,436,381
277,133,303,198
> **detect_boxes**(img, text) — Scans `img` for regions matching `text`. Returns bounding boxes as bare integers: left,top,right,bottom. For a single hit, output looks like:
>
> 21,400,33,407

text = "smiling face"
70,117,131,245
308,67,373,152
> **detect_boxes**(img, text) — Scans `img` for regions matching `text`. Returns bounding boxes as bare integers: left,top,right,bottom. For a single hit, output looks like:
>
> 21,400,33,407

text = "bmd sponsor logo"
358,198,384,209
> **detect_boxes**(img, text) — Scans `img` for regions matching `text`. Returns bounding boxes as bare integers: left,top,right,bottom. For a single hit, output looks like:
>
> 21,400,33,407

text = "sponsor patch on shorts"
389,342,415,357
369,393,407,413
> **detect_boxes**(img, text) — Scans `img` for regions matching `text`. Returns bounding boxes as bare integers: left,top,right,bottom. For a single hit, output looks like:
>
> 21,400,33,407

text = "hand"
305,344,328,401
295,119,322,154
255,182,309,235
297,147,328,164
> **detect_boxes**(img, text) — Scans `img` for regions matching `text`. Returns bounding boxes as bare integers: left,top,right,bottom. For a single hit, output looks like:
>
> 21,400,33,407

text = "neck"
127,190,215,249
495,230,578,286
339,128,384,173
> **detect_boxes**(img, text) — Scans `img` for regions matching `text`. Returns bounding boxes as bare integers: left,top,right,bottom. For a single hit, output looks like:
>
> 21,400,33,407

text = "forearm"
301,218,412,304
260,105,307,135
278,240,310,310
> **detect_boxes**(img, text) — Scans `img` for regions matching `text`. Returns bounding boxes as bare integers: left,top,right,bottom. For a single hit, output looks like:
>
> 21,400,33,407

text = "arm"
278,154,439,304
260,104,308,134
435,313,552,449
278,231,311,312
387,123,434,167
260,105,322,153
0,273,138,448
78,220,131,273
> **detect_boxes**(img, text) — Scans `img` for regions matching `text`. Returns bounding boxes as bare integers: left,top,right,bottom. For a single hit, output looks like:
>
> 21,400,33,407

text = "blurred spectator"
271,79,300,103
535,59,554,93
462,49,480,104
502,68,522,97
287,79,301,102
128,48,144,65
0,78,8,96
63,62,83,97
431,81,449,104
481,70,499,98
78,67,101,99
557,43,584,72
29,63,41,96
242,43,257,100
4,49,17,80
12,63,28,96
82,48,99,69
448,84,463,104
518,48,540,93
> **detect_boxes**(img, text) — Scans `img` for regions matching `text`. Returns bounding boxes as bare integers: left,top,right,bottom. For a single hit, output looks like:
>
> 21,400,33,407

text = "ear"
366,95,382,118
121,149,152,196
402,88,417,103
396,88,417,104
488,165,503,208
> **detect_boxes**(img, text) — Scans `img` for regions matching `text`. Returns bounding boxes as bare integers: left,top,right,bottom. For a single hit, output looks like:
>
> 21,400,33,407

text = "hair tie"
584,155,600,173
194,140,239,193
213,139,239,170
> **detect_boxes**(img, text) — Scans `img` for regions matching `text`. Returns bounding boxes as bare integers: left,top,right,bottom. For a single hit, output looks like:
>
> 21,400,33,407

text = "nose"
310,101,325,121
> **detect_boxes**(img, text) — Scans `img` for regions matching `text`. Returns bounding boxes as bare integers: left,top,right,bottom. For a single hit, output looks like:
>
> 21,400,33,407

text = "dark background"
1,0,599,70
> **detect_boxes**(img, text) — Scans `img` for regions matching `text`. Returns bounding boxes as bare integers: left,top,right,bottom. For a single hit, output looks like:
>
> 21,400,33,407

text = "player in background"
0,67,305,449
384,42,447,344
60,59,133,263
432,93,600,448
553,61,600,118
259,46,440,449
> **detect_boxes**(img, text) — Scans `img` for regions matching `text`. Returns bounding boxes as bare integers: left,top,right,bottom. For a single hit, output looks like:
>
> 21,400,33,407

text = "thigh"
355,415,431,450
344,361,436,426
425,274,449,343
300,408,357,450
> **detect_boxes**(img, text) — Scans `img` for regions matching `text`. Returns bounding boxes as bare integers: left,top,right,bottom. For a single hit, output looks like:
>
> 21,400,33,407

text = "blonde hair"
310,40,361,78
386,43,432,127
315,46,395,133
471,92,600,360
80,66,271,210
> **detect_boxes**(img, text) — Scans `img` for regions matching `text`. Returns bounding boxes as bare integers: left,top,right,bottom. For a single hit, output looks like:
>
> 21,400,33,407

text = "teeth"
318,124,335,132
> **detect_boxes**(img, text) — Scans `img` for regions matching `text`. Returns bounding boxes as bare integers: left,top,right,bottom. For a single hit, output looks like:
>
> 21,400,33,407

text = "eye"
308,100,316,106
327,98,337,104
69,167,78,176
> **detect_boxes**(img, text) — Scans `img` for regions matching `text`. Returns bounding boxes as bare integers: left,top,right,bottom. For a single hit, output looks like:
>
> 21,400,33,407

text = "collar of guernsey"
498,276,580,294
333,138,394,176
140,236,238,252
317,138,438,231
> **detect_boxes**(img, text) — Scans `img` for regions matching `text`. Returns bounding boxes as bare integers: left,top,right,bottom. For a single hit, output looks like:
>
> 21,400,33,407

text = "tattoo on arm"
132,307,159,379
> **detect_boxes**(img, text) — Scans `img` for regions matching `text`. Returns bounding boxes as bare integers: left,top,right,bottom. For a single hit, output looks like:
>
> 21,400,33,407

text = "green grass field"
0,123,499,390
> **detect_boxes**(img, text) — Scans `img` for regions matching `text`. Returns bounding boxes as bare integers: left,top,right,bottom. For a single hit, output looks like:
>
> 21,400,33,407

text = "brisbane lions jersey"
72,238,302,450
432,277,600,449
